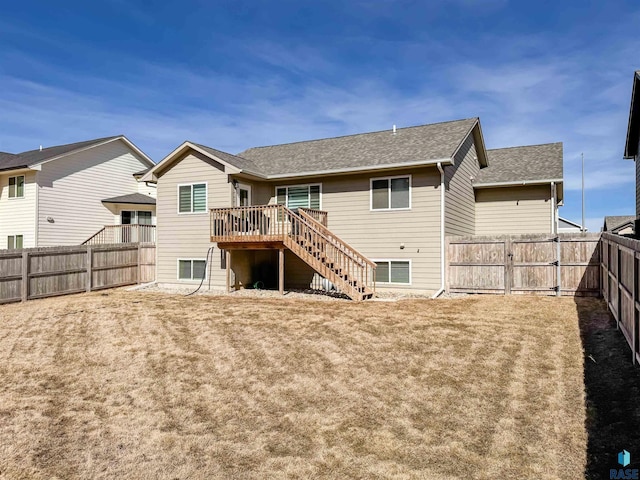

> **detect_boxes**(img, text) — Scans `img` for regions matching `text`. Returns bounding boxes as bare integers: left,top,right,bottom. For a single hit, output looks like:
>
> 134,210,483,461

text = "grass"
0,291,589,479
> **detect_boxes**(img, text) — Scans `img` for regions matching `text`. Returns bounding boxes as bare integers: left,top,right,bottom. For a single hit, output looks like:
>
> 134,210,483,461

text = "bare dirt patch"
0,291,587,479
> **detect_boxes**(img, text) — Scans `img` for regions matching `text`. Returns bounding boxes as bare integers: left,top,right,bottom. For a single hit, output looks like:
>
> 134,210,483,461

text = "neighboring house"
0,136,156,249
624,70,640,233
603,215,635,235
558,217,586,233
142,117,564,297
474,143,563,235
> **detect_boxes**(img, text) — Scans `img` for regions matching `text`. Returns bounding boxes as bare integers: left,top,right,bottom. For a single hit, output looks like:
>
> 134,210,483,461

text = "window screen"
375,261,410,284
371,176,410,210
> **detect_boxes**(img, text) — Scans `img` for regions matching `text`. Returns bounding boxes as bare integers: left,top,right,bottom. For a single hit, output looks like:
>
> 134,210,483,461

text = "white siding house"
0,136,155,248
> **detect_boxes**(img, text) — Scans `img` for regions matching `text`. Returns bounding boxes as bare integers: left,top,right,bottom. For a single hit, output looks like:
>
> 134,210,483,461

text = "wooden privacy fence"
0,243,156,304
447,233,601,296
601,233,640,364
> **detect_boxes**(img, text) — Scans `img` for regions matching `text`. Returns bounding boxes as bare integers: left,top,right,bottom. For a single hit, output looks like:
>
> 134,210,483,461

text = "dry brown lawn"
0,291,587,479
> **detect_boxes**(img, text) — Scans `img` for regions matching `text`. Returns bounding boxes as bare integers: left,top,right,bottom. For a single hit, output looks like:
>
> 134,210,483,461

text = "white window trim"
237,182,252,206
8,175,25,199
372,259,412,285
177,258,208,281
274,183,322,210
7,234,24,250
120,210,154,225
177,182,208,215
369,174,412,211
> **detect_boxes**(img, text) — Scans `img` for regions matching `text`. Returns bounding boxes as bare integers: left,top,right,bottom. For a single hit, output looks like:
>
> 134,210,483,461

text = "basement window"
374,260,411,285
371,175,410,210
178,259,206,281
9,175,24,198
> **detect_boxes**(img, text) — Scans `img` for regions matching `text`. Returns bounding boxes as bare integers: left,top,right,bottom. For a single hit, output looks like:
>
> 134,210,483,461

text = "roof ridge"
487,141,562,152
241,117,479,152
18,135,122,155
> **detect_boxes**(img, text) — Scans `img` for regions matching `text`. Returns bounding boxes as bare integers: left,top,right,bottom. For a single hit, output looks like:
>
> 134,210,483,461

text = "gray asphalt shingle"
237,118,478,176
102,193,156,205
192,143,264,176
0,136,122,171
603,215,635,232
474,143,563,185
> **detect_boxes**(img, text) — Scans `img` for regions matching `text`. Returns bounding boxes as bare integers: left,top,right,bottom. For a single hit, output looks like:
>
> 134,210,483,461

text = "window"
371,175,410,210
8,235,23,250
374,260,411,284
178,259,207,281
276,184,321,210
178,183,207,213
8,176,24,198
121,211,153,225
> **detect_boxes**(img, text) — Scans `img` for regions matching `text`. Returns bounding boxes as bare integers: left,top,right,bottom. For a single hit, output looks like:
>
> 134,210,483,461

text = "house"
0,136,156,249
142,117,563,298
558,217,586,233
603,215,635,235
624,70,640,233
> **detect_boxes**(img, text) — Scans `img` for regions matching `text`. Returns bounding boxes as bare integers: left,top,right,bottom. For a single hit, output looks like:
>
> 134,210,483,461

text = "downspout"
432,162,446,298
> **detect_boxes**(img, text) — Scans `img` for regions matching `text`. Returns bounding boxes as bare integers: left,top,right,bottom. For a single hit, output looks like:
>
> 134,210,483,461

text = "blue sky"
0,0,638,231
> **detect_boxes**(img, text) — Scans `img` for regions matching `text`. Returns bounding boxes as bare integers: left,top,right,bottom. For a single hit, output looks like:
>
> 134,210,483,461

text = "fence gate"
447,233,601,296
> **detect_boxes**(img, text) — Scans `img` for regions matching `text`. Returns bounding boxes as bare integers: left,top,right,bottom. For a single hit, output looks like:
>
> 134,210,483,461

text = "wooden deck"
210,205,376,300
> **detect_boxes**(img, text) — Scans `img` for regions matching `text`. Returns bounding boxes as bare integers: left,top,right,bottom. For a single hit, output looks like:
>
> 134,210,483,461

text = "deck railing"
210,205,375,299
83,224,156,245
298,207,328,227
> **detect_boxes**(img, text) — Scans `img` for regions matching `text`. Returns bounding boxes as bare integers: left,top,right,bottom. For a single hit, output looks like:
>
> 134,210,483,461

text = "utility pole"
581,152,585,232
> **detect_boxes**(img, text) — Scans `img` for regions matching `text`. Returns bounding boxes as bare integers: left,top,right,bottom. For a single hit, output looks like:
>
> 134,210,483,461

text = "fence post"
137,243,142,284
556,235,561,297
86,246,93,292
21,250,29,302
504,237,512,295
444,236,450,294
633,252,638,365
617,243,622,330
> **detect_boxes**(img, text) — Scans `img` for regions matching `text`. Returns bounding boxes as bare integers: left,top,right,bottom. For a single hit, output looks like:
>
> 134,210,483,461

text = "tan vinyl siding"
156,153,231,286
37,140,150,246
445,133,479,236
0,171,37,248
475,185,552,235
267,168,442,292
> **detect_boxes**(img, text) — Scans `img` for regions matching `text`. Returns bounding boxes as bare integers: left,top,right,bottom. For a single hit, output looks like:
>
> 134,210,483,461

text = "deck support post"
226,250,231,293
279,248,284,295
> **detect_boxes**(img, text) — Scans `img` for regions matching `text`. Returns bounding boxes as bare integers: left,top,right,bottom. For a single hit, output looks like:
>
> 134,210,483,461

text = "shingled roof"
603,215,635,232
474,143,563,186
102,193,156,205
237,118,480,177
0,136,153,172
192,142,263,176
0,152,26,172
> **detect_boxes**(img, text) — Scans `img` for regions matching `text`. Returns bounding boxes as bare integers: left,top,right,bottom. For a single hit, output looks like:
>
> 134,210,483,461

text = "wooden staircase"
285,208,375,301
210,205,376,300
